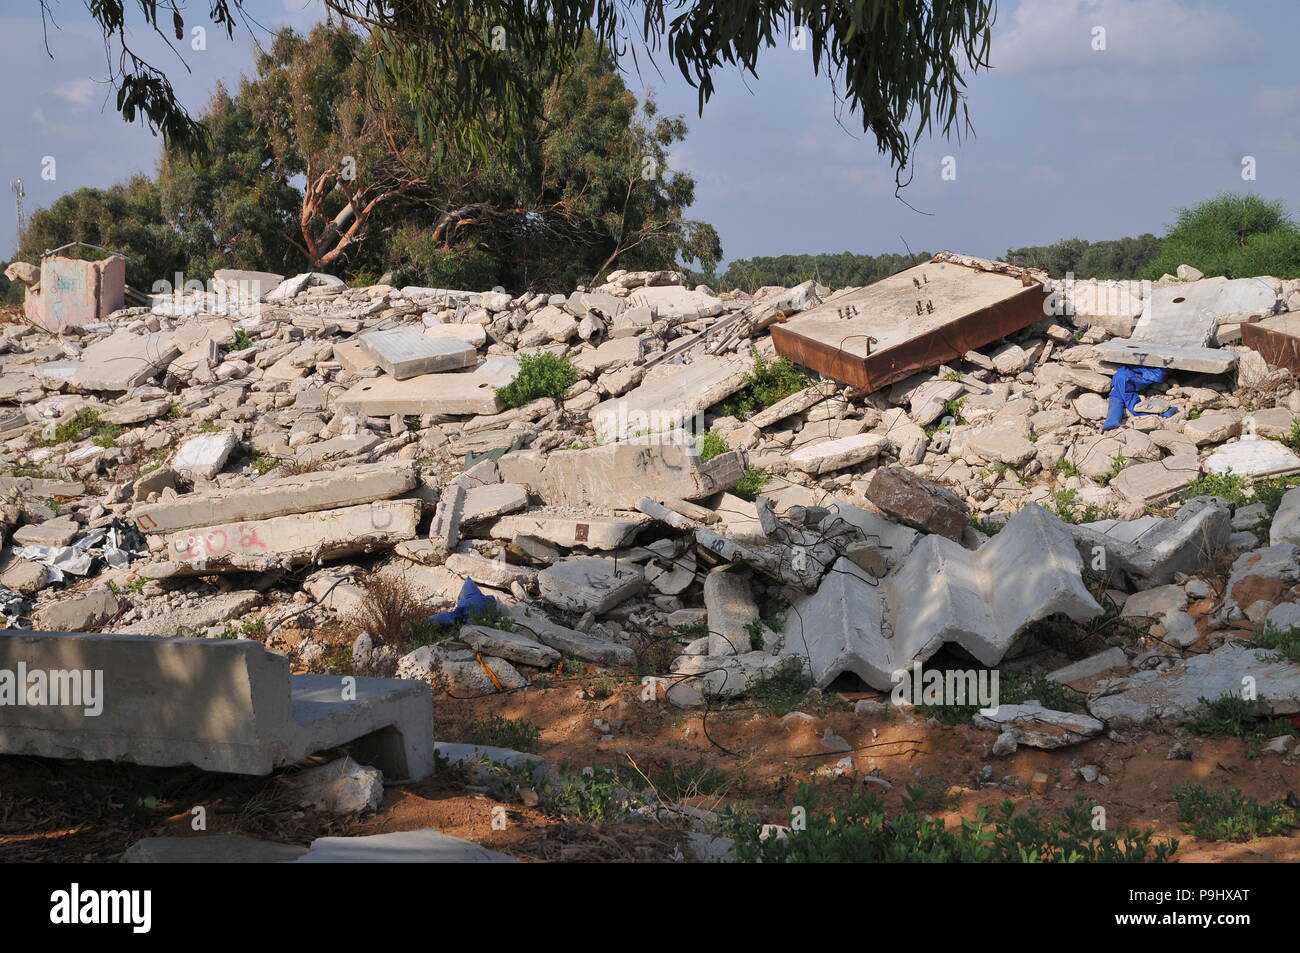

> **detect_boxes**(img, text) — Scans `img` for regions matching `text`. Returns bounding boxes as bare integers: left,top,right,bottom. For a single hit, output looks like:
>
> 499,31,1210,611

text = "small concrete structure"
0,632,435,779
24,254,126,333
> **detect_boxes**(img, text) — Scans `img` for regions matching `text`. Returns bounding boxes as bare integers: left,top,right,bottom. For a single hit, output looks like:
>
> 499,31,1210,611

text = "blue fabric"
1103,365,1177,431
428,578,497,626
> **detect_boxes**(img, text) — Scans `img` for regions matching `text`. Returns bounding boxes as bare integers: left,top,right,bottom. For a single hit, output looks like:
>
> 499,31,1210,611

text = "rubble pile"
0,254,1298,754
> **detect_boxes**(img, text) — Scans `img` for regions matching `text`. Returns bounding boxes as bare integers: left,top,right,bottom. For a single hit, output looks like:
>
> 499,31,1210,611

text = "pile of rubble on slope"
0,254,1297,767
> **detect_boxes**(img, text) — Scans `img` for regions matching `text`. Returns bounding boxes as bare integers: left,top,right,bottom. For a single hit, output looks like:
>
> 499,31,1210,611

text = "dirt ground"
2,661,1296,862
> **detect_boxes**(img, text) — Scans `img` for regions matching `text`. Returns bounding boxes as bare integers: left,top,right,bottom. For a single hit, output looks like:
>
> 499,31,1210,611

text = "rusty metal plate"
1242,314,1300,375
771,257,1049,392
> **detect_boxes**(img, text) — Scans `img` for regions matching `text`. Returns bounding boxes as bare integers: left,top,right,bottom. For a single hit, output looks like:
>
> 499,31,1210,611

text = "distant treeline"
695,194,1299,292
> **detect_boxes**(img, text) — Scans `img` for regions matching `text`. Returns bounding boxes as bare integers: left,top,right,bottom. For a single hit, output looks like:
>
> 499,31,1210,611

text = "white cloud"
994,0,1250,71
54,78,98,107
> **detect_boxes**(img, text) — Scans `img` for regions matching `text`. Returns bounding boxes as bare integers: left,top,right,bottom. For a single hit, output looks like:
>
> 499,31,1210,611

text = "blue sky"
3,0,1298,270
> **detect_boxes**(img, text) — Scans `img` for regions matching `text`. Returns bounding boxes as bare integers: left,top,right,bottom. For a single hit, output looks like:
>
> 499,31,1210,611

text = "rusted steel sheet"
1242,314,1300,375
771,256,1049,392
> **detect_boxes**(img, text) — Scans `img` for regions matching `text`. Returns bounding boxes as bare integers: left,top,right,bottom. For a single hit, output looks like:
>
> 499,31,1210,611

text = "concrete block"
360,327,477,379
0,632,434,779
429,484,465,556
502,604,636,665
864,465,969,540
538,557,644,613
171,429,238,481
282,755,384,815
703,565,760,656
787,433,887,475
498,438,744,509
133,461,418,534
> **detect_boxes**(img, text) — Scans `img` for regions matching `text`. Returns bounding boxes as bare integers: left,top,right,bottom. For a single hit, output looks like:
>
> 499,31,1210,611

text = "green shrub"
731,466,770,501
721,787,1177,862
547,766,641,822
496,352,580,408
744,657,814,716
720,347,811,419
1171,783,1295,842
1144,193,1300,280
1250,624,1300,664
696,429,730,461
463,716,542,753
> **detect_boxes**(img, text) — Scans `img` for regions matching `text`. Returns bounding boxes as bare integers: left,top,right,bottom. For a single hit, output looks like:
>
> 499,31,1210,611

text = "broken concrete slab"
73,330,182,391
498,438,745,509
771,255,1048,391
973,704,1104,749
1088,642,1300,728
1093,339,1238,374
787,433,887,475
502,604,636,665
1133,278,1280,347
624,285,723,320
33,589,120,630
133,461,418,534
1204,439,1300,478
461,483,528,524
0,632,434,779
460,624,561,668
122,834,307,863
863,465,969,540
359,327,477,379
163,499,419,572
336,363,513,417
590,354,750,442
291,829,517,863
1271,487,1300,547
1109,454,1201,506
538,557,644,613
1068,495,1232,589
490,513,648,551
